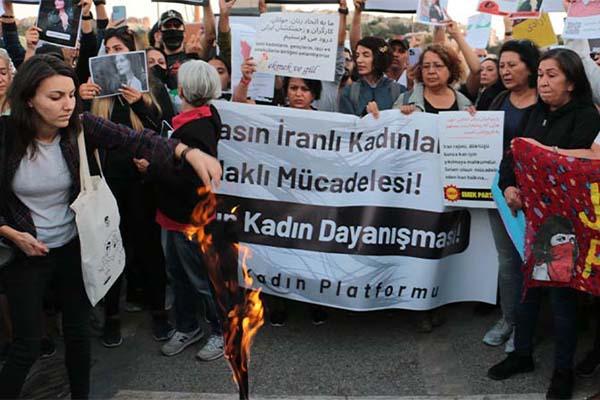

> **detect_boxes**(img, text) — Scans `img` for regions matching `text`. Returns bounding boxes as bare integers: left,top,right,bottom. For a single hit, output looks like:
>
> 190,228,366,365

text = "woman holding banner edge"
488,47,600,400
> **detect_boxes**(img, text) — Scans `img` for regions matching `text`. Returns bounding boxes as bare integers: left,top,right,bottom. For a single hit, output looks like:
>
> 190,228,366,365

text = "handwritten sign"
513,12,557,48
364,0,418,12
232,22,276,101
563,0,600,39
438,111,504,208
251,12,339,82
465,13,492,49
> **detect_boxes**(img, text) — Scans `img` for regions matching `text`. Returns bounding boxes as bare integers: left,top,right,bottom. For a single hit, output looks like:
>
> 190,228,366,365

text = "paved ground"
11,300,600,399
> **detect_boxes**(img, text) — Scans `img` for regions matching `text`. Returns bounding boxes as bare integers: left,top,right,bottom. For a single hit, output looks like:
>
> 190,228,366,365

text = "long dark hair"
356,36,392,79
7,55,81,159
539,48,594,104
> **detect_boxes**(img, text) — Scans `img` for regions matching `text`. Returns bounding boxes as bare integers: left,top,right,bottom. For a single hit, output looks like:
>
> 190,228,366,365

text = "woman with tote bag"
0,54,221,399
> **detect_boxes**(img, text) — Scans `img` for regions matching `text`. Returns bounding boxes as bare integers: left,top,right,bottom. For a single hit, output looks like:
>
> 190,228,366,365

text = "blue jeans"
515,287,578,370
161,229,222,335
489,210,523,326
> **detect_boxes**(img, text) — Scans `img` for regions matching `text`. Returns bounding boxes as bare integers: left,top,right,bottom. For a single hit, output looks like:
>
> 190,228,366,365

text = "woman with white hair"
151,60,226,362
0,49,14,115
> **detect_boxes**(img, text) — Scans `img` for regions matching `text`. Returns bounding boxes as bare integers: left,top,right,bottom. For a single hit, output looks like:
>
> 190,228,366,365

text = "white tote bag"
71,131,125,306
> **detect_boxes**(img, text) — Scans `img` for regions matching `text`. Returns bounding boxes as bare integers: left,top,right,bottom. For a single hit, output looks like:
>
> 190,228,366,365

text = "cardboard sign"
465,13,492,49
563,0,600,39
513,12,557,48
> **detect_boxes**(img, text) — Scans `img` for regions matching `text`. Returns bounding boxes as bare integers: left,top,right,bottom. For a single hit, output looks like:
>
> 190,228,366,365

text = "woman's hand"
177,146,223,190
119,85,143,104
467,105,477,116
400,104,417,115
133,158,149,174
241,57,257,81
366,101,380,119
78,0,93,16
185,34,204,57
353,0,364,12
504,186,523,216
219,0,237,14
79,78,102,100
445,20,461,39
12,231,49,257
25,26,42,50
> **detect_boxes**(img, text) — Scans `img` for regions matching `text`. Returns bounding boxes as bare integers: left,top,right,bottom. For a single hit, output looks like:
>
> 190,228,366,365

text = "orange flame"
188,187,264,400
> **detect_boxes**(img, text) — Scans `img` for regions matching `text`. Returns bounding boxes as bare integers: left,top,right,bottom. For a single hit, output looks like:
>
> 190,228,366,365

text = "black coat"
498,97,600,191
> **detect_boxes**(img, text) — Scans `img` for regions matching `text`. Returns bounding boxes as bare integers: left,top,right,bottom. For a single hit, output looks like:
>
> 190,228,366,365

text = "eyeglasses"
421,63,447,70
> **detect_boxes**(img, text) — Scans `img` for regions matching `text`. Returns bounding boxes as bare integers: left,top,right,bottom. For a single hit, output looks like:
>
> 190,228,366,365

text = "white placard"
364,0,418,12
563,0,600,39
231,22,276,101
465,14,492,49
251,12,339,82
438,111,504,208
541,0,564,12
213,101,499,311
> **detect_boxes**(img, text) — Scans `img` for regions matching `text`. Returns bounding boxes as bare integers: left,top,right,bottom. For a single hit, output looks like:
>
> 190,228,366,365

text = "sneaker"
483,319,513,347
101,318,123,348
270,310,287,327
546,368,574,400
161,328,203,357
311,307,328,326
196,334,224,361
575,350,600,378
152,317,175,342
40,336,56,359
504,329,515,353
487,353,534,380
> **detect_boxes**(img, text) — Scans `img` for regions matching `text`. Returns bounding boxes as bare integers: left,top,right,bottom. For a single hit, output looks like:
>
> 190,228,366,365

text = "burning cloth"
513,138,600,296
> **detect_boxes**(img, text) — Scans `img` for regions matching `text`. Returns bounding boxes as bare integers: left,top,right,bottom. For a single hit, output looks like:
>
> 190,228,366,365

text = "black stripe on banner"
216,195,471,259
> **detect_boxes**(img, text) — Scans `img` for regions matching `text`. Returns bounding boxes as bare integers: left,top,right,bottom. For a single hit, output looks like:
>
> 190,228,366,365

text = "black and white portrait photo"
89,51,149,98
37,0,82,48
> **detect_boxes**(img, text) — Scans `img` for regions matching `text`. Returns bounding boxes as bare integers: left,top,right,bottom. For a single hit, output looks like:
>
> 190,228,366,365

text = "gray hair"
0,48,16,75
178,60,222,106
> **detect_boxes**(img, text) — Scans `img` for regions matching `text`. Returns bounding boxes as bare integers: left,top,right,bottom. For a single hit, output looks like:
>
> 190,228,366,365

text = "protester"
78,20,174,347
387,37,409,89
150,60,225,361
488,48,600,400
339,36,405,116
0,53,222,400
208,55,231,99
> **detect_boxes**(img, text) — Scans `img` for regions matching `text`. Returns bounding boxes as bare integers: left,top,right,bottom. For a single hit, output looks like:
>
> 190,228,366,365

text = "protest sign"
510,0,542,19
477,0,519,16
541,0,564,12
416,0,449,25
363,0,418,12
213,101,499,311
438,112,503,208
465,14,492,49
492,173,526,259
513,138,600,296
0,3,4,15
513,13,557,48
251,12,339,82
89,51,149,98
37,0,82,48
229,0,260,16
563,0,600,39
231,22,276,101
151,0,209,5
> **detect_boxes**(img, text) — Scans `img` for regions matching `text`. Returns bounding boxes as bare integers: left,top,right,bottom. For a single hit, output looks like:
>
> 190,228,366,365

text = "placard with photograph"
363,0,418,12
416,0,449,25
151,0,209,5
563,0,600,39
37,0,82,48
89,51,149,98
477,0,518,16
509,0,542,19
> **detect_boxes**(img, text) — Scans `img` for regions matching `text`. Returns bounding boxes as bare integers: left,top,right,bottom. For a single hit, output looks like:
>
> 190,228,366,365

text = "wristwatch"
338,7,349,15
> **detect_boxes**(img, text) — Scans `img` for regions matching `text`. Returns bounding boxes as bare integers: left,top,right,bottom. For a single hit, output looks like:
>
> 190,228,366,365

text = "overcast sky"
11,0,565,36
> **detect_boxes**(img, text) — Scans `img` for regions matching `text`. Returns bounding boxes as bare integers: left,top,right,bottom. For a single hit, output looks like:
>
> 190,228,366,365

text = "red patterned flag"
513,138,600,296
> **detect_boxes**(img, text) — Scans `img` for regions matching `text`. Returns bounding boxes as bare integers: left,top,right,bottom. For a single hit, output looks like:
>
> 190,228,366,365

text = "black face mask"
151,64,168,83
161,30,184,51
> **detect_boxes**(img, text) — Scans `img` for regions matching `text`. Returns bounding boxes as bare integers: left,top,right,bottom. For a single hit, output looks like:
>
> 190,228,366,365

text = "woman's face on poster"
115,54,131,76
55,0,65,10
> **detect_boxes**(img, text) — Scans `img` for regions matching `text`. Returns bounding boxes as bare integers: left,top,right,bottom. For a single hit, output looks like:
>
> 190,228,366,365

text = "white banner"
214,102,499,311
251,12,339,82
439,111,503,208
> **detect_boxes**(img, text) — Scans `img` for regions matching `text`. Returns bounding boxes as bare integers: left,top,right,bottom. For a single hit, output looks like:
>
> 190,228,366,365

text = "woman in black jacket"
78,24,175,347
488,48,600,400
